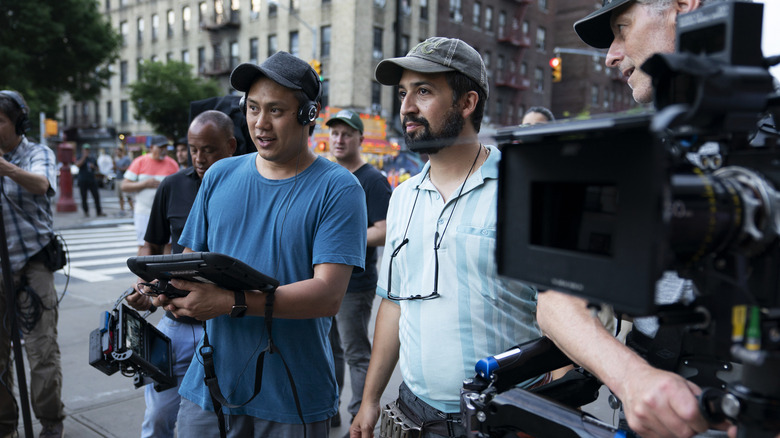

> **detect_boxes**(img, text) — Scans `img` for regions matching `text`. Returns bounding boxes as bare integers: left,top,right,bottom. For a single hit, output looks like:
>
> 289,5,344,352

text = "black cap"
574,0,633,49
230,51,320,102
149,135,169,148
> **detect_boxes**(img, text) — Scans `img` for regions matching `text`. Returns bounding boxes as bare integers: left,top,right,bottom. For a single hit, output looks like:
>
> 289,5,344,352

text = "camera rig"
88,289,176,392
463,2,780,437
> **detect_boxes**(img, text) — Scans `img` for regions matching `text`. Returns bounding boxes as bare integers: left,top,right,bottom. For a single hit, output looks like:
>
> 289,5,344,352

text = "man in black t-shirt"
326,109,392,429
124,110,236,438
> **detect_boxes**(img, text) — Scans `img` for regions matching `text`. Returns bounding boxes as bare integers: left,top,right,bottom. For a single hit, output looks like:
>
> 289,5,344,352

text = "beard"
403,107,465,154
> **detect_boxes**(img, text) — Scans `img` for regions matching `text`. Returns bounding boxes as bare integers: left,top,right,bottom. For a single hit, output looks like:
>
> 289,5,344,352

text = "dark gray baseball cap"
375,37,489,98
230,51,320,102
574,0,634,49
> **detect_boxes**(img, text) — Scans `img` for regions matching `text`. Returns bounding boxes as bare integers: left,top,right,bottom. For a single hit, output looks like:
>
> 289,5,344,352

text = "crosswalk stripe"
55,224,139,283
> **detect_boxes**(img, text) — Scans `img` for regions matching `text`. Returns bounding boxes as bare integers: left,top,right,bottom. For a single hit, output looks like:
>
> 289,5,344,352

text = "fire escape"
202,4,241,77
494,0,532,125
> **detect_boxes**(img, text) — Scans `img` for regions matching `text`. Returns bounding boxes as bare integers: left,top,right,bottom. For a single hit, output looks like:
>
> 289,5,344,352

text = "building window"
538,0,548,10
136,17,144,45
152,14,159,41
420,0,428,20
521,61,527,76
183,6,192,34
472,2,481,28
120,20,128,46
198,46,206,74
120,60,128,87
199,2,207,27
483,51,491,76
450,0,462,22
507,106,514,124
167,9,175,38
485,6,493,31
374,0,385,7
151,54,159,63
290,0,300,11
166,52,174,62
182,49,190,64
137,57,144,80
321,26,331,57
401,35,410,55
534,67,544,92
105,0,110,11
593,55,602,72
289,31,299,57
591,85,599,106
497,55,505,74
497,12,505,39
214,0,225,24
268,34,278,57
523,20,529,35
536,26,546,51
121,100,129,124
372,27,383,59
269,2,277,17
106,101,112,124
250,0,260,19
249,38,258,64
371,81,381,109
321,79,329,107
230,41,239,69
107,64,113,88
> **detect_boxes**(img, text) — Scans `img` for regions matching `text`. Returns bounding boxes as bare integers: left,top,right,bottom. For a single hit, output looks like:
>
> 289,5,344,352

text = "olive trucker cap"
375,37,489,98
326,109,364,134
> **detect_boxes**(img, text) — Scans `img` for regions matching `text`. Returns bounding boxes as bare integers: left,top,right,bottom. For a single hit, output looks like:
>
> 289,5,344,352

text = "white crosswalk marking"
55,224,139,282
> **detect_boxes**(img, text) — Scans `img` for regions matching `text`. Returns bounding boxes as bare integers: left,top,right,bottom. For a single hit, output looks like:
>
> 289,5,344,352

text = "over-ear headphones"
239,73,322,126
0,90,30,135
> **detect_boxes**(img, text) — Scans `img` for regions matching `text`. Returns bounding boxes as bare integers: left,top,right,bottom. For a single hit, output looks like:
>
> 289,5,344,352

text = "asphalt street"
8,186,613,437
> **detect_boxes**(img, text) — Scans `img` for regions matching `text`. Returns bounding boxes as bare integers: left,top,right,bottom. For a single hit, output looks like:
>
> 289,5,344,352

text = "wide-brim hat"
574,0,634,49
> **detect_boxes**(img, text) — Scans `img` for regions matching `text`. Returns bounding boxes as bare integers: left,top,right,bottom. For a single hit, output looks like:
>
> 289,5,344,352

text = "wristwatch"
230,290,248,318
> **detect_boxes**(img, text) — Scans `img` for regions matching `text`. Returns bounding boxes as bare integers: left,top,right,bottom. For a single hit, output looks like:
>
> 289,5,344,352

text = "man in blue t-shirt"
154,51,367,437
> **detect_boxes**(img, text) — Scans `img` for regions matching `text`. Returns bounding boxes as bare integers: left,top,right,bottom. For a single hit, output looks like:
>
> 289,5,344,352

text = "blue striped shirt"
377,145,541,413
1,136,57,272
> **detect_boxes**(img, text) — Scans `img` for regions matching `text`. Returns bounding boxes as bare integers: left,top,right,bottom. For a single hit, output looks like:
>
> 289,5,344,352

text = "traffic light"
550,56,562,82
310,59,322,80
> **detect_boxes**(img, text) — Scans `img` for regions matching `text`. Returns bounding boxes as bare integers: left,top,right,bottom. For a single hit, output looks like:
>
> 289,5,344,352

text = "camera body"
89,304,176,392
464,1,780,436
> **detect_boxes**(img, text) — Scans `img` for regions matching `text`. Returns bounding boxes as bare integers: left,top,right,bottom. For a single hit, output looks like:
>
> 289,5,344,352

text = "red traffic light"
549,57,561,68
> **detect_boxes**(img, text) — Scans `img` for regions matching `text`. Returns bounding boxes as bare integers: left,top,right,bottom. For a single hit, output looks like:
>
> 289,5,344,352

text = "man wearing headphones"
154,51,367,437
0,90,65,438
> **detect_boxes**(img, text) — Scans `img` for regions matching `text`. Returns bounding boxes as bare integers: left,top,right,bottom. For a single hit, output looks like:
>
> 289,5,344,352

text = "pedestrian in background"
113,147,134,215
326,109,391,432
521,106,555,125
121,136,179,254
174,137,189,168
125,110,237,438
75,144,105,217
0,90,66,438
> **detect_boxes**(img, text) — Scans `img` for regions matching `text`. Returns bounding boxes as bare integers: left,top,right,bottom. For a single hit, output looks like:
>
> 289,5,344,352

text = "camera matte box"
496,114,668,316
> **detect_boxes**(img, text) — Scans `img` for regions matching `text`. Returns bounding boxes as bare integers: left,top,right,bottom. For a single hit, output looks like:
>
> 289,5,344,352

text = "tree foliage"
0,0,121,116
129,61,222,140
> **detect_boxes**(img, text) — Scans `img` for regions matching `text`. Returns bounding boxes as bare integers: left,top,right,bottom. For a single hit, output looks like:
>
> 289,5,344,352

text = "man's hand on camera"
125,278,154,311
619,365,710,438
159,278,233,321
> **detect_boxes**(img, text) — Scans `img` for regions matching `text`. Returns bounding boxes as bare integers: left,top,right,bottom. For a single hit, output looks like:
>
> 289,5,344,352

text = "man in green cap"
326,109,391,429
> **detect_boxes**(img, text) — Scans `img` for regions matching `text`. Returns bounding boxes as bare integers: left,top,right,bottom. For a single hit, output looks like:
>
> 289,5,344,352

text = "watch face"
231,305,247,318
